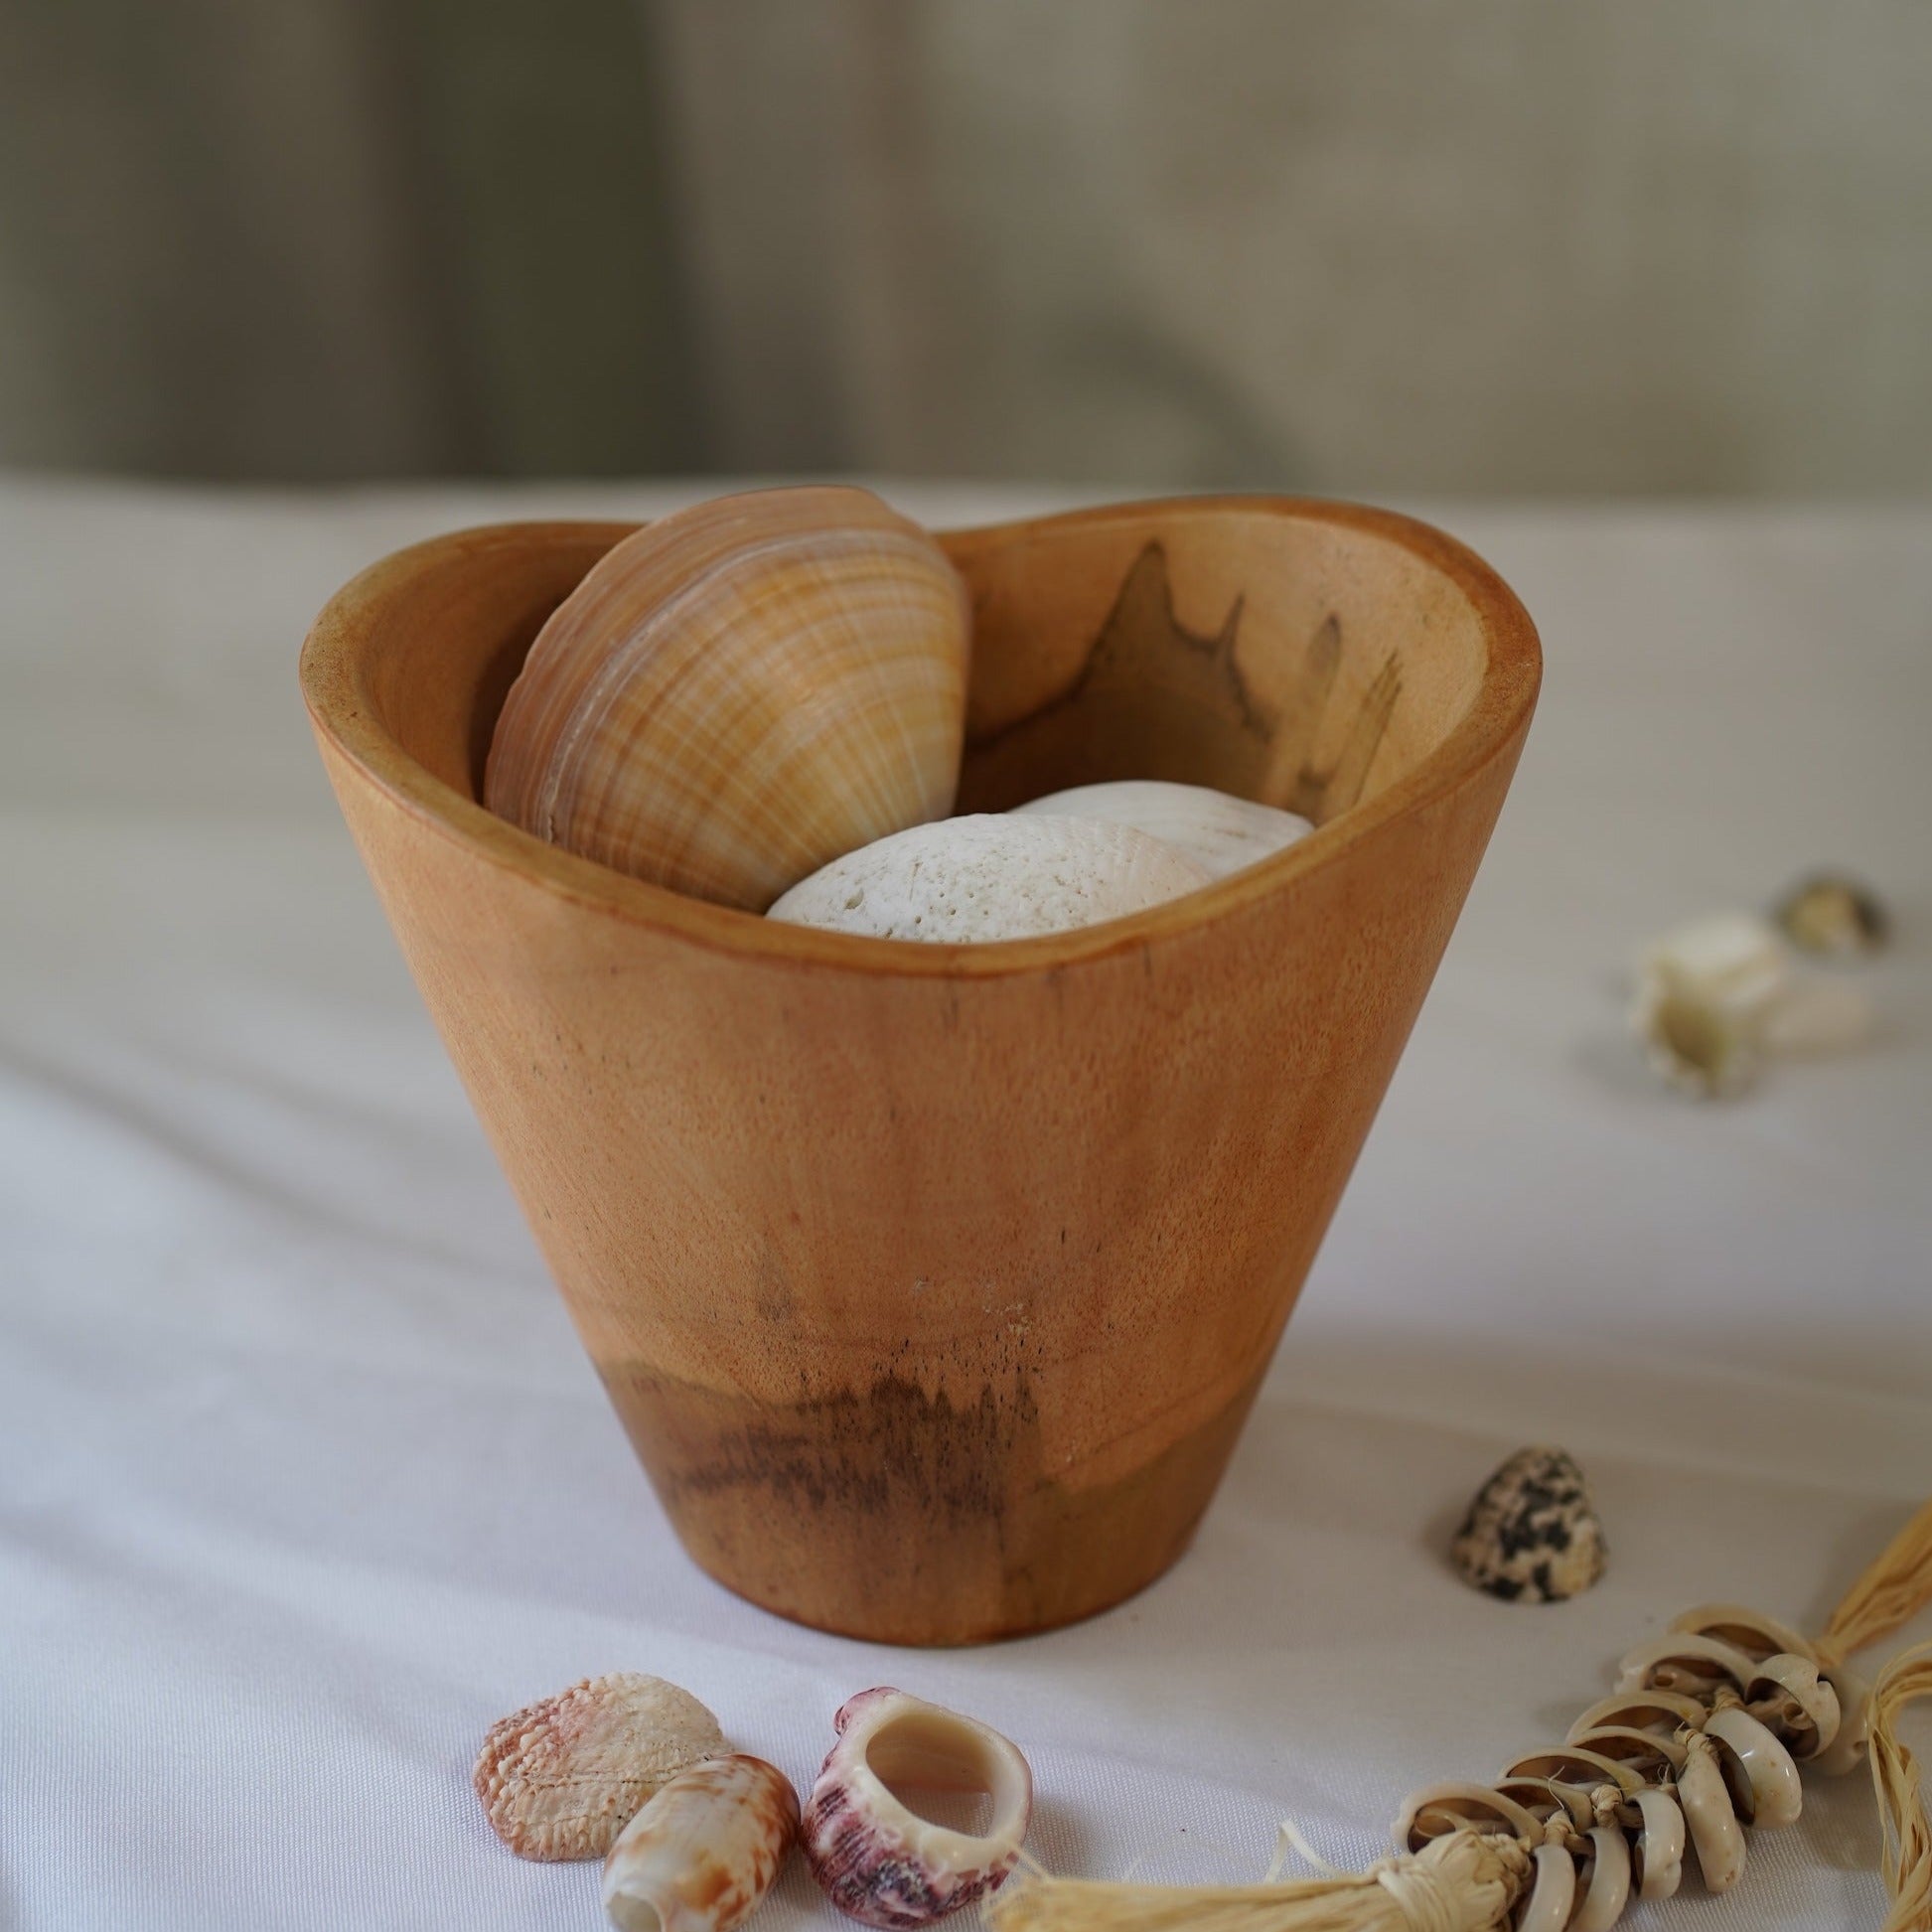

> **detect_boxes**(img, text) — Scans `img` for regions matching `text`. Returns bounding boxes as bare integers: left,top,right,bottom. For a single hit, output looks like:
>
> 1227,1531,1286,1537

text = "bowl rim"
300,493,1541,979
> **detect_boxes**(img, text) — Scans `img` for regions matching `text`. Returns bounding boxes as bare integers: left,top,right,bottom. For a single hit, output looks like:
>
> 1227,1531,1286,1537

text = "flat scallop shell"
486,486,969,911
474,1673,726,1861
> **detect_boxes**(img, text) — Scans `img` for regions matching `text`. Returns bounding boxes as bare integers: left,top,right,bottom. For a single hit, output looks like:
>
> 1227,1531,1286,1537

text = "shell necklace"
992,1496,1932,1932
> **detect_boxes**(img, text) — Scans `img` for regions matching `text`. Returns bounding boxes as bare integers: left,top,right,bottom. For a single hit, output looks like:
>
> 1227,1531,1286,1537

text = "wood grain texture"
299,495,1540,1645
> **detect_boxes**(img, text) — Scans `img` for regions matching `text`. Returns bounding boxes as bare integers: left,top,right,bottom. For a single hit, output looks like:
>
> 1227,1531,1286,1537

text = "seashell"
803,1688,1032,1927
1675,1729,1745,1892
1629,1786,1687,1902
1491,1777,1593,1831
1514,1841,1577,1932
603,1754,800,1932
1812,1659,1872,1775
1009,780,1310,878
1565,1724,1687,1783
1667,1601,1813,1663
1702,1705,1802,1828
1630,911,1788,1098
1391,1782,1542,1854
1742,1652,1841,1759
1616,1631,1758,1701
1568,1822,1632,1932
486,486,970,912
1775,872,1889,957
1498,1746,1644,1798
1567,1690,1708,1741
474,1673,727,1861
1448,1445,1607,1603
767,815,1211,944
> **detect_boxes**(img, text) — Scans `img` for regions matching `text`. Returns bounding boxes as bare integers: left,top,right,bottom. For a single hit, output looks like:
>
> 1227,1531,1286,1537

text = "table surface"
3,476,1928,1931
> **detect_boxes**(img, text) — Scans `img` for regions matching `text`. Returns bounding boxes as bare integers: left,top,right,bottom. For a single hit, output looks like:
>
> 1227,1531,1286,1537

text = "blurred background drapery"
3,0,1929,493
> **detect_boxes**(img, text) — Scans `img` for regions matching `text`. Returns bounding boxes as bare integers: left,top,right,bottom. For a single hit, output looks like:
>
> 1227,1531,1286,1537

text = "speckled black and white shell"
1450,1446,1607,1603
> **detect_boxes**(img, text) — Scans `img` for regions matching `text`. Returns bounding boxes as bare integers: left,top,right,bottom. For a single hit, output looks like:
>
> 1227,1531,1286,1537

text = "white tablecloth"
3,476,1928,1931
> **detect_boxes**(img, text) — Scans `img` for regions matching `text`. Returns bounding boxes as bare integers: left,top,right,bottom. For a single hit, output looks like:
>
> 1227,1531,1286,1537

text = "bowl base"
601,1358,1266,1646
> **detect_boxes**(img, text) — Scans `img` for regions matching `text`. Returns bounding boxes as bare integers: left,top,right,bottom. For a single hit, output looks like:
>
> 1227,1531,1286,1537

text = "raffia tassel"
986,1828,1531,1932
1817,1498,1932,1669
1869,1643,1932,1932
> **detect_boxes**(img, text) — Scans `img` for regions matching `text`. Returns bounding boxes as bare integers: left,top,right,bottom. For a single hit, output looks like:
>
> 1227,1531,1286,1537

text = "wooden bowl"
300,496,1539,1645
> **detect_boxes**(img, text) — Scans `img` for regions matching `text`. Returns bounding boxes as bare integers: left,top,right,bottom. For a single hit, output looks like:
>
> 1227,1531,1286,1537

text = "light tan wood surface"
300,496,1540,1645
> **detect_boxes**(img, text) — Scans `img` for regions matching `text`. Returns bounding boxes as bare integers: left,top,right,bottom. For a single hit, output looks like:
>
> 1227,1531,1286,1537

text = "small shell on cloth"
603,1755,800,1932
1449,1446,1607,1603
1630,911,1788,1098
1775,872,1889,956
1010,780,1310,878
767,815,1212,944
474,1673,727,1861
803,1687,1032,1927
486,486,969,911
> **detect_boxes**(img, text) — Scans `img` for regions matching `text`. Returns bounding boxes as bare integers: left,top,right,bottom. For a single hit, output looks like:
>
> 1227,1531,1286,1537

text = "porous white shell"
486,486,969,911
1010,780,1310,878
474,1673,727,1861
603,1754,800,1932
803,1687,1032,1927
768,815,1211,944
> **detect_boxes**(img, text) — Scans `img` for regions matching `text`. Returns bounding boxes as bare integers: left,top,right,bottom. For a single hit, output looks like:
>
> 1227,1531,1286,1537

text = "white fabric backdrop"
2,477,1928,1929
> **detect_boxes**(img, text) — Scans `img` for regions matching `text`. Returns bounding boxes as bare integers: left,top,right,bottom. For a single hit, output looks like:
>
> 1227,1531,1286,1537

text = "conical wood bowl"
300,496,1540,1645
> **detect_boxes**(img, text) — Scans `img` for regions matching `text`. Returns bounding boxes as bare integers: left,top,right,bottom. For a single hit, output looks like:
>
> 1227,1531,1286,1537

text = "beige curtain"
0,0,694,478
654,0,1932,495
3,0,1929,491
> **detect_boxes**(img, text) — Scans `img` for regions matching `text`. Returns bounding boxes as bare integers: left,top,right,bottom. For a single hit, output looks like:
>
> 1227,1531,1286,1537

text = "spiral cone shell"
486,486,970,910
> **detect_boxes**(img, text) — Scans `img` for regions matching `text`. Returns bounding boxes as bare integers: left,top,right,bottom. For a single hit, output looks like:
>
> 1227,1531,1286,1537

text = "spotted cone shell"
485,486,970,911
1449,1445,1607,1603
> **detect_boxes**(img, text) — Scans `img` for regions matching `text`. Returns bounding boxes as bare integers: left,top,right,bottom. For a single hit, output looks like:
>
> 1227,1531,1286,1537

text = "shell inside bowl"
301,495,1538,1644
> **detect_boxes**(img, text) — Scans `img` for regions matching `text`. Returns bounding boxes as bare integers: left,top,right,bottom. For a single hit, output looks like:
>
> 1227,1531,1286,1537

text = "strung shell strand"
1393,1603,1862,1930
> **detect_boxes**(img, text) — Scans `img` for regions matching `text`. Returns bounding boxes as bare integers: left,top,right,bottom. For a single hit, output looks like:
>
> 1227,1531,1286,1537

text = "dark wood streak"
960,541,1401,823
601,1358,1268,1645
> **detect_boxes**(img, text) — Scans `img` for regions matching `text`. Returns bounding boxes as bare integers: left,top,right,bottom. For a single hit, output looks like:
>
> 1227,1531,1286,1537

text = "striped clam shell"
486,486,970,912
